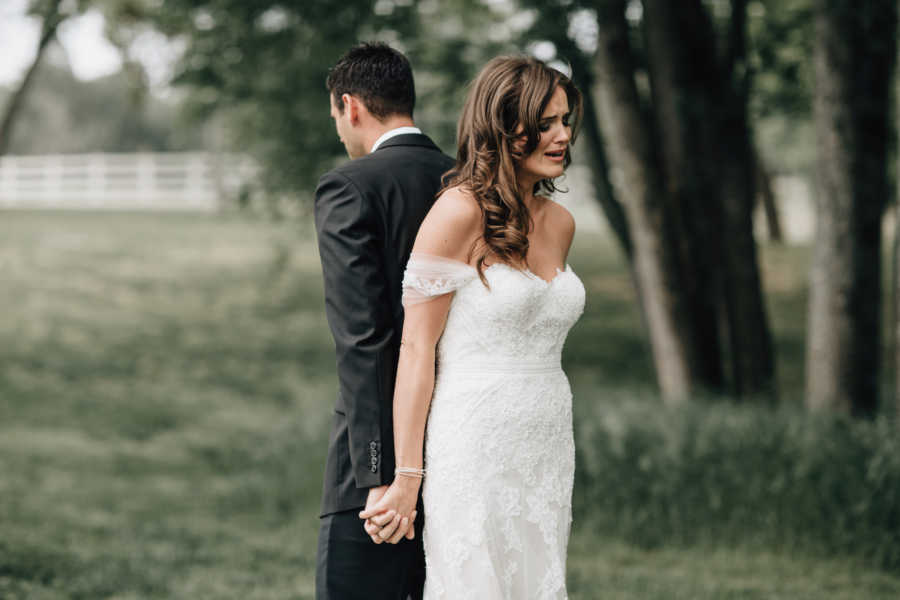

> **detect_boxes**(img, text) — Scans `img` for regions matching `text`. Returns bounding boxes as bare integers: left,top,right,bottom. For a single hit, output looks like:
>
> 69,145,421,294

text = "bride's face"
514,85,572,185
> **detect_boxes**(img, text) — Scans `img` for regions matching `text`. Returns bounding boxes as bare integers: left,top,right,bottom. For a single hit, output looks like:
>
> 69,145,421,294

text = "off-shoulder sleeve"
402,252,477,306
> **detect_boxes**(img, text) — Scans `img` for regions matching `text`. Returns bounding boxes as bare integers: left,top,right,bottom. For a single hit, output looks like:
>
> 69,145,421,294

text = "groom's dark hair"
326,42,415,121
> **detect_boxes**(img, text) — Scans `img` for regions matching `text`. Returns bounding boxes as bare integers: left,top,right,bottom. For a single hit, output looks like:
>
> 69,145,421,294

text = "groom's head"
327,42,416,159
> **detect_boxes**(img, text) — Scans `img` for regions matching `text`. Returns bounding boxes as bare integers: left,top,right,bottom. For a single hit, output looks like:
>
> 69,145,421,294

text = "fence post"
87,154,104,209
0,156,15,207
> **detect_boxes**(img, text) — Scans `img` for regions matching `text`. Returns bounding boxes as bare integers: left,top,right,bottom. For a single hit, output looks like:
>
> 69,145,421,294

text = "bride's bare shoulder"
413,186,482,261
429,186,481,226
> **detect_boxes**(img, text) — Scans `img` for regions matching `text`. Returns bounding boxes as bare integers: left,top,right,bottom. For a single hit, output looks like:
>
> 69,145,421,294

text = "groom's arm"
314,170,393,490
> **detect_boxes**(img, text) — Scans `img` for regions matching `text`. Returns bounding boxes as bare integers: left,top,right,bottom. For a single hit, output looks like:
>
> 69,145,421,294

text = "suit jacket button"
369,441,377,449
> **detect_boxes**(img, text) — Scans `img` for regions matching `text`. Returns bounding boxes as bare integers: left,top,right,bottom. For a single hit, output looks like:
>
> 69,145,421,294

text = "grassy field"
1,211,898,599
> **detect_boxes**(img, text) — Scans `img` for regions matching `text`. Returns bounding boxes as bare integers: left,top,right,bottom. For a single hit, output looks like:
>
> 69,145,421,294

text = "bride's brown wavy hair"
441,56,582,283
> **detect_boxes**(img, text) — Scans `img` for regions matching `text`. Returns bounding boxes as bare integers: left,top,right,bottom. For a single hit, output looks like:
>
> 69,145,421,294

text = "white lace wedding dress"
402,252,586,600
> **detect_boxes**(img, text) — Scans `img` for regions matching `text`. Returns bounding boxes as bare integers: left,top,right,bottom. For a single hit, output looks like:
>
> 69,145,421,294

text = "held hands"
359,477,421,544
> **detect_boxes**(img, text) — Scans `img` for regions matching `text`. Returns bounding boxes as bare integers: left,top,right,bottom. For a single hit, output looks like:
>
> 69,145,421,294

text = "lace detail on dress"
401,252,478,306
420,258,586,600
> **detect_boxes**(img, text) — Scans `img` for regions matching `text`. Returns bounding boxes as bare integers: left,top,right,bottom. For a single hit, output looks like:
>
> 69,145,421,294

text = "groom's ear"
343,93,362,125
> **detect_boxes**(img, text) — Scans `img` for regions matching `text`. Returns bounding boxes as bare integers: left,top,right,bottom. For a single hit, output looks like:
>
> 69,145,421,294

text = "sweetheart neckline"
405,252,572,286
482,262,570,286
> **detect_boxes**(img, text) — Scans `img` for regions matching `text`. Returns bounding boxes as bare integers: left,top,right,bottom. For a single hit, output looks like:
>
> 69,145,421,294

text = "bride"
359,56,586,599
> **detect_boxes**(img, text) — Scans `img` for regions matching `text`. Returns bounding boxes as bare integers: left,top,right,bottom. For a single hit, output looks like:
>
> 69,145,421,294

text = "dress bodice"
402,253,585,373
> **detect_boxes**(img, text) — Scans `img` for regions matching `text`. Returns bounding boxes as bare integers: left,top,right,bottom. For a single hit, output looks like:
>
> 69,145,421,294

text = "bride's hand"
358,476,421,544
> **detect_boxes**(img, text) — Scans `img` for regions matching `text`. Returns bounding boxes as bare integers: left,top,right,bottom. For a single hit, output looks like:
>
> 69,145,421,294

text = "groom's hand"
362,484,389,543
365,484,389,511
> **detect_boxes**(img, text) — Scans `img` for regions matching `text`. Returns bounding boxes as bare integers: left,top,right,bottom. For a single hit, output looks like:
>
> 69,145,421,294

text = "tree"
640,0,730,394
0,62,204,154
0,0,170,155
895,196,900,421
641,0,776,400
593,0,696,402
0,0,67,155
806,0,897,416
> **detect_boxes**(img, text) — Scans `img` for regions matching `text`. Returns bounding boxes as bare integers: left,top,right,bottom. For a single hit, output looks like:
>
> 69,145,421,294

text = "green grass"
1,211,898,599
567,535,900,599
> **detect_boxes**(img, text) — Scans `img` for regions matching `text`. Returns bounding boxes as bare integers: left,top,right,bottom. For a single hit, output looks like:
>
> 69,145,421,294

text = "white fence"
0,152,847,244
0,152,257,212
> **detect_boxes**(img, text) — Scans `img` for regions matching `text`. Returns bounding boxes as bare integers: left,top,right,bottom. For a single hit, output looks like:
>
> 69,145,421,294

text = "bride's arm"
358,188,481,544
392,294,452,476
393,189,480,472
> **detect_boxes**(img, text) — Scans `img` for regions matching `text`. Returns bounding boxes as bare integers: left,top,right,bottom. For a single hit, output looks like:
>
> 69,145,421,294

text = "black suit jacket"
314,133,455,517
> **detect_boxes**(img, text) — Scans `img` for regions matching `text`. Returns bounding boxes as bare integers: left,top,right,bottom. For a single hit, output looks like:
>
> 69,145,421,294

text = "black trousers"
315,504,425,600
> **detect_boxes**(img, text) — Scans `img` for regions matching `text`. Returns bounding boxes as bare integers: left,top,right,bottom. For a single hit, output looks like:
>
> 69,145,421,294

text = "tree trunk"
807,0,896,416
643,0,776,400
756,160,783,242
594,0,695,403
714,0,777,400
893,201,900,421
0,0,64,155
578,84,633,260
894,26,900,425
579,81,656,362
642,0,727,393
716,97,777,401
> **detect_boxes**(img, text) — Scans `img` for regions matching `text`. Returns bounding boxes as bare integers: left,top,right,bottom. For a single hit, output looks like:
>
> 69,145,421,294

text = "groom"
313,42,454,599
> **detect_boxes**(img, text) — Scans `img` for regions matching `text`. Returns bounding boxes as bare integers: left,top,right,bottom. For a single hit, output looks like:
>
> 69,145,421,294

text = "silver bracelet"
395,467,426,478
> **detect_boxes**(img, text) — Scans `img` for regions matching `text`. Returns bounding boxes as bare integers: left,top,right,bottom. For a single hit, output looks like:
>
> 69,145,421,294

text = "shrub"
573,396,900,571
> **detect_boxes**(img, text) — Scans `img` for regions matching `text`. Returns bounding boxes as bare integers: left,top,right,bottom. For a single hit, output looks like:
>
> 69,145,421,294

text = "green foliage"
401,0,516,153
574,398,900,570
747,0,815,172
144,0,417,196
747,0,814,120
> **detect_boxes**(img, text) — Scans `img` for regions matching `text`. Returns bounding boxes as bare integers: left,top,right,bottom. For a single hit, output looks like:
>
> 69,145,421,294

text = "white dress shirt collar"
370,126,422,153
